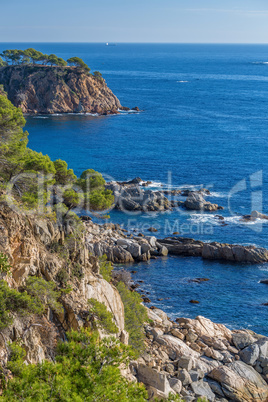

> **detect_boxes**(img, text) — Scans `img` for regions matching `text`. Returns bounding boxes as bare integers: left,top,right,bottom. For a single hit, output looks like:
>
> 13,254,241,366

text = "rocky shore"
1,199,268,400
135,308,268,401
84,220,268,264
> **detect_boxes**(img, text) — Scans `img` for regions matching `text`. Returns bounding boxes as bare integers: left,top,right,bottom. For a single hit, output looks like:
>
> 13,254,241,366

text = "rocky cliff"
0,65,122,114
0,200,127,367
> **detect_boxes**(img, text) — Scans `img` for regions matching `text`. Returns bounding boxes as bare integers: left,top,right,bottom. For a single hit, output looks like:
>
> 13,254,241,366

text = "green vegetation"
99,255,113,282
1,330,149,401
116,282,148,355
0,48,90,73
88,298,118,334
0,92,114,213
24,276,63,314
67,57,90,73
0,57,7,67
0,253,11,275
0,280,43,330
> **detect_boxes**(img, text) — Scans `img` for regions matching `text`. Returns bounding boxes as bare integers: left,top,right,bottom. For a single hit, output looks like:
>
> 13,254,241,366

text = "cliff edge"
0,65,122,115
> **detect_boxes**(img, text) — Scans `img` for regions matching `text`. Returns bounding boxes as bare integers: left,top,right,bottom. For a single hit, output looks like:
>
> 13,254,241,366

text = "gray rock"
158,245,168,256
256,337,268,364
168,378,182,394
254,361,263,374
232,332,255,350
206,378,226,397
190,380,216,401
189,369,204,382
137,364,172,397
239,343,259,366
177,368,192,386
184,192,220,212
177,356,194,371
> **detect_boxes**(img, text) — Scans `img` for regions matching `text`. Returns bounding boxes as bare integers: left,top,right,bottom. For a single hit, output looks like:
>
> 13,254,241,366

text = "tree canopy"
0,48,90,72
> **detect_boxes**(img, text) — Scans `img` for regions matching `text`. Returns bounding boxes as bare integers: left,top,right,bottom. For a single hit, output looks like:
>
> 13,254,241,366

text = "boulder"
251,211,268,220
137,364,173,398
168,378,182,394
184,192,221,211
208,360,268,401
190,380,216,401
239,343,259,366
177,368,192,386
232,332,256,350
156,335,200,360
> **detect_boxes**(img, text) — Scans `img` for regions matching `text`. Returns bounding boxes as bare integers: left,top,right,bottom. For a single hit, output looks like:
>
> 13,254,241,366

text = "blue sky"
1,0,268,43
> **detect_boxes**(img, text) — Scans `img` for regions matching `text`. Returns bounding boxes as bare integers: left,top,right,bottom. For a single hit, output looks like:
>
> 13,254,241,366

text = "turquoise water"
1,43,268,334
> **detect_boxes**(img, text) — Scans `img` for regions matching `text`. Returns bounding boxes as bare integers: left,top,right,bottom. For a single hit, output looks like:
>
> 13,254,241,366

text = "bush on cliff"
24,277,63,314
88,298,118,334
116,282,148,355
2,330,148,401
99,255,113,282
0,280,43,330
0,253,11,275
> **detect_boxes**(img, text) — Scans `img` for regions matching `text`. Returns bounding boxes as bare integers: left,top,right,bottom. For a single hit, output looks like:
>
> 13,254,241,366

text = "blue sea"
1,43,268,334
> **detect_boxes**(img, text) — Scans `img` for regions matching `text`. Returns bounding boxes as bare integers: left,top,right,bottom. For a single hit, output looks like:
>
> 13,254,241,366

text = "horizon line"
1,41,268,45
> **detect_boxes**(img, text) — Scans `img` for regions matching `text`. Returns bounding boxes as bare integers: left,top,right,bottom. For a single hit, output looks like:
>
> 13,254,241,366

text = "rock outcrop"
85,220,168,263
159,237,268,264
184,192,223,212
0,65,122,114
106,181,172,212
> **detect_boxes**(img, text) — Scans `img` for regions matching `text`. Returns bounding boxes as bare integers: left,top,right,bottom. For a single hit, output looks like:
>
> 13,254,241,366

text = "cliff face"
0,66,122,114
0,201,126,366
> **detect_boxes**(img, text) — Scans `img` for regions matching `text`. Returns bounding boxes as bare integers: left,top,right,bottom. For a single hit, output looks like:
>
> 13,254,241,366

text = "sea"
1,42,268,334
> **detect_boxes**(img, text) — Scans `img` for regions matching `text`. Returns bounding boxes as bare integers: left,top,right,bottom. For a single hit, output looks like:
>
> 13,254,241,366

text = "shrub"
7,342,26,376
2,330,148,401
56,268,70,285
24,277,63,314
99,255,113,282
0,280,43,330
116,282,148,355
0,253,11,275
71,262,84,280
88,298,118,334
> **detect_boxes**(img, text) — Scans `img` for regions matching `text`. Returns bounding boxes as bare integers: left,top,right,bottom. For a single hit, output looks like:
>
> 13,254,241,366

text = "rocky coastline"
1,197,268,400
82,219,268,401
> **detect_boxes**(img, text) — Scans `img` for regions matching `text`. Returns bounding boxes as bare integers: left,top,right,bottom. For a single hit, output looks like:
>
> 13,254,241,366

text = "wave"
145,181,163,188
189,213,268,227
177,80,189,83
32,116,49,119
208,191,227,198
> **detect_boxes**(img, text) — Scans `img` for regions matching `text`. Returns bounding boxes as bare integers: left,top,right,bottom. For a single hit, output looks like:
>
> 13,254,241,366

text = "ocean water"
1,43,268,334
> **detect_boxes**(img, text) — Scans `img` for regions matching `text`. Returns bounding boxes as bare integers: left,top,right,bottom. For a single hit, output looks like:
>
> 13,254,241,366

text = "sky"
1,0,268,43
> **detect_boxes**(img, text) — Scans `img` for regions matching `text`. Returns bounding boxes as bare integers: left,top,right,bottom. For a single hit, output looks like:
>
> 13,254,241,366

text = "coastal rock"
184,193,222,211
208,361,268,401
251,211,268,220
239,343,259,366
232,332,256,350
156,335,200,360
106,182,171,212
190,380,216,401
159,237,268,264
137,364,173,398
0,65,122,115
